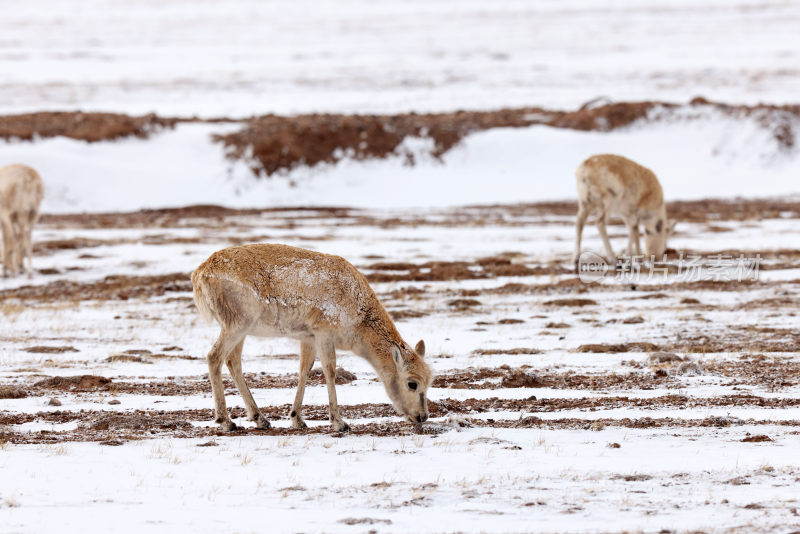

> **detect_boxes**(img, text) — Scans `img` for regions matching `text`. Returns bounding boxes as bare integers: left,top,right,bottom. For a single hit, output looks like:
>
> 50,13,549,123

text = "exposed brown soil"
498,318,525,325
472,348,543,355
366,255,562,283
0,112,177,142
38,205,353,230
578,339,800,355
741,434,773,442
388,308,428,321
5,99,791,179
3,392,798,444
27,368,356,397
34,237,110,254
212,99,800,177
0,386,27,399
500,370,546,388
307,367,357,385
447,298,482,311
0,273,190,302
667,199,800,223
4,394,797,428
33,375,113,392
28,197,800,238
432,366,680,391
577,343,660,353
22,364,680,397
22,345,79,354
23,347,798,398
543,298,597,307
699,355,800,388
499,415,800,431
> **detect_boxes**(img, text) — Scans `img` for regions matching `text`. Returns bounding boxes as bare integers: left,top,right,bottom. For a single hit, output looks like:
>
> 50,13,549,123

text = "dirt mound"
22,345,79,354
472,348,543,355
544,298,597,307
500,370,545,388
211,109,557,177
578,343,661,353
741,434,772,442
0,112,177,142
447,298,482,311
647,352,685,365
212,99,800,176
34,375,112,392
307,367,357,385
0,386,27,399
549,100,669,132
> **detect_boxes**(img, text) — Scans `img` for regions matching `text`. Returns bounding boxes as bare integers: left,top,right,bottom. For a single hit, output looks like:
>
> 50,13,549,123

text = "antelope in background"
192,243,432,432
0,164,44,278
573,154,674,267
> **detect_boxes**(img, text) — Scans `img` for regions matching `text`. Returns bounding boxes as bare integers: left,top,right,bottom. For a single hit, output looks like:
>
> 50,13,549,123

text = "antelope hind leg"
207,329,246,431
225,339,270,429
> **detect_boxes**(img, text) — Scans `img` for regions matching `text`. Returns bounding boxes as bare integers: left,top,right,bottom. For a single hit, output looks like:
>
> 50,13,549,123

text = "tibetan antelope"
0,164,44,277
192,244,433,432
573,154,674,267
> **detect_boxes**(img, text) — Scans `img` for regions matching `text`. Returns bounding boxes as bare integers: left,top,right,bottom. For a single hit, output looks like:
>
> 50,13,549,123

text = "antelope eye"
408,381,418,391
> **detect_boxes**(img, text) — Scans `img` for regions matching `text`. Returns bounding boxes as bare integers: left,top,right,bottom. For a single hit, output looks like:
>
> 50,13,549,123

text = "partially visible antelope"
573,154,674,267
0,164,44,278
192,244,433,432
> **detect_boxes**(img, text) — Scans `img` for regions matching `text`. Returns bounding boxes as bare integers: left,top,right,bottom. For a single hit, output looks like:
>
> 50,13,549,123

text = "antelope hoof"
222,421,238,432
254,415,271,430
216,417,238,432
332,420,350,433
291,417,307,430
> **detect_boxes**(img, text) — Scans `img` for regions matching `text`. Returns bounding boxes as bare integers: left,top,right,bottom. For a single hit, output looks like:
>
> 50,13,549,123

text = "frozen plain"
1,204,800,533
1,0,800,532
2,0,800,116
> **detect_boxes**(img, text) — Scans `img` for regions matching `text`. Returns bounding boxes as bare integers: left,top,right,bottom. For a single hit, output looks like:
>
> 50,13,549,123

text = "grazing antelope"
192,244,432,432
573,154,674,267
0,164,44,278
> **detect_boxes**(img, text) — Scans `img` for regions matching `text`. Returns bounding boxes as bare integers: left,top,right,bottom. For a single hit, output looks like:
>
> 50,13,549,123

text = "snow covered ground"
2,106,798,213
2,0,800,117
1,1,799,532
1,204,799,532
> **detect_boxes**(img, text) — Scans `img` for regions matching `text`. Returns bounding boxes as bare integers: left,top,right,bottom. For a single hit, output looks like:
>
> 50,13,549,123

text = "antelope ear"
415,339,426,357
392,345,406,367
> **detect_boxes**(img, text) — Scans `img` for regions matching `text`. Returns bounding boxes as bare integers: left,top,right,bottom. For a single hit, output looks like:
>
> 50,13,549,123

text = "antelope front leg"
632,221,642,256
23,212,37,278
573,206,588,270
9,214,23,277
624,217,637,257
316,336,349,432
0,219,12,277
290,341,315,429
596,213,616,264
